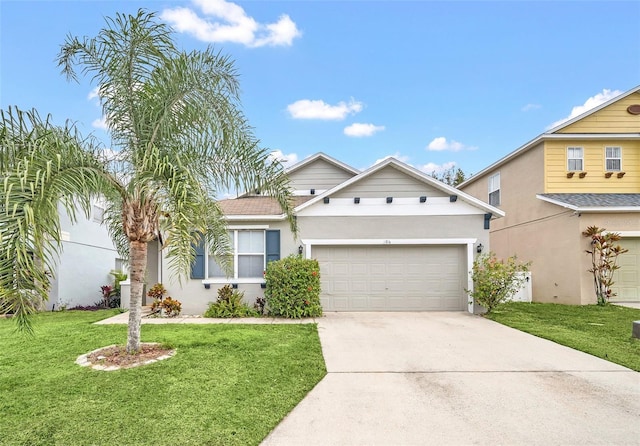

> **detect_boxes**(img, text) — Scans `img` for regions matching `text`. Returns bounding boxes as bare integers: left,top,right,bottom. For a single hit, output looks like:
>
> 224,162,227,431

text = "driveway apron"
261,312,640,446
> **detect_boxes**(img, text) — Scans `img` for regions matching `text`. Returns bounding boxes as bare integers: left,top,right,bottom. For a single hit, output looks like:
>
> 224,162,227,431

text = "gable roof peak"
285,152,360,176
459,84,640,188
295,155,504,217
545,84,640,134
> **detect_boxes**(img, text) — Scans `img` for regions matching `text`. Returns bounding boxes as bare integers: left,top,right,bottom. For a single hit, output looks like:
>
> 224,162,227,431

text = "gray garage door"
314,245,466,311
612,238,639,302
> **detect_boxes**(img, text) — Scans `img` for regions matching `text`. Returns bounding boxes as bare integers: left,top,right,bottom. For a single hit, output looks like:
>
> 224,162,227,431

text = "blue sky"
2,0,639,177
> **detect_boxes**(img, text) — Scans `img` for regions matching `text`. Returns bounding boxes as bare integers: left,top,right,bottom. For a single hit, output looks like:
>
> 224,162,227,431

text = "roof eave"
297,157,505,217
536,195,640,213
224,214,287,221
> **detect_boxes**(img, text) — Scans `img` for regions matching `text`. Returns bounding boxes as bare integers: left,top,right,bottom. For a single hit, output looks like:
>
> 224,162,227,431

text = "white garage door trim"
302,238,477,313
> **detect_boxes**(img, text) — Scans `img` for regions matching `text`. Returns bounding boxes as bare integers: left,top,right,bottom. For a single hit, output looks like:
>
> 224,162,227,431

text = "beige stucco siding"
545,140,640,192
332,165,444,198
556,92,640,133
490,208,584,304
462,143,547,230
160,219,298,315
287,158,356,191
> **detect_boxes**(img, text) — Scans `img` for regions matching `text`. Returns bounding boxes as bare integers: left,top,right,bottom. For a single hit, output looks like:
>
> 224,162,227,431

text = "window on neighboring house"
488,173,500,206
191,229,280,280
567,147,584,171
92,204,105,223
605,146,622,171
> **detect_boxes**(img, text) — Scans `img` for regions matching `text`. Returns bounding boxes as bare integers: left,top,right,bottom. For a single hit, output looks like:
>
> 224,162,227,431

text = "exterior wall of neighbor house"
460,142,594,305
545,139,640,192
555,91,640,134
159,219,298,315
577,212,640,304
287,158,356,191
490,207,585,304
47,202,119,310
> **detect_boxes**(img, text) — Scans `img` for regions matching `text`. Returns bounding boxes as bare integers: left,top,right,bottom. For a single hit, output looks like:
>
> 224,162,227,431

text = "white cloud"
373,152,410,165
88,87,100,101
92,116,108,130
547,88,623,129
269,149,298,168
522,103,541,112
426,137,477,152
161,0,301,47
343,123,385,137
287,99,363,120
419,161,457,175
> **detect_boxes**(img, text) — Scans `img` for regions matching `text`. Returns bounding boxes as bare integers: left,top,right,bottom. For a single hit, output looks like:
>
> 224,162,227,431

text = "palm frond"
0,107,113,331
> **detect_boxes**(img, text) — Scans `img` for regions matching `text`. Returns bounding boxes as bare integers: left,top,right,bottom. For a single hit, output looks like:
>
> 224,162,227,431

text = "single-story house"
147,153,503,314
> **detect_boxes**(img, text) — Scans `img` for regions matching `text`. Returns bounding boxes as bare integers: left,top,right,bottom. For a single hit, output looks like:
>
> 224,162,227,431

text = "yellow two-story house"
460,85,640,305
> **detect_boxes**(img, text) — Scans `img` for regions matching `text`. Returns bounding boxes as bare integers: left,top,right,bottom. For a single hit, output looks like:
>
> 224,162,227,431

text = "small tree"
430,166,467,186
467,253,530,313
583,226,628,306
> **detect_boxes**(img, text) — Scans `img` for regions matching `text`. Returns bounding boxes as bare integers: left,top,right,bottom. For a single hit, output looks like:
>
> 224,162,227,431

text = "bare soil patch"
78,343,175,370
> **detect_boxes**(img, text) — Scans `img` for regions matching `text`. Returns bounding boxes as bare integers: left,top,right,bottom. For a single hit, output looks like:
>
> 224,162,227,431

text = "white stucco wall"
47,202,119,309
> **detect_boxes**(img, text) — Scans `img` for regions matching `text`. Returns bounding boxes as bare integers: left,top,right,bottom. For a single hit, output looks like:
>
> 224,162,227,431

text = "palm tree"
1,10,295,352
0,107,112,333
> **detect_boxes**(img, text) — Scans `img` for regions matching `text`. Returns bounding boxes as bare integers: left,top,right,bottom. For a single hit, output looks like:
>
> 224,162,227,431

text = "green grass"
486,302,640,371
0,310,326,445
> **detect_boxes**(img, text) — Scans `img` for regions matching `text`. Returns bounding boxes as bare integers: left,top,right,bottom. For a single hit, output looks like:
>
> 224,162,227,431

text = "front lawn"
486,302,640,371
0,310,326,445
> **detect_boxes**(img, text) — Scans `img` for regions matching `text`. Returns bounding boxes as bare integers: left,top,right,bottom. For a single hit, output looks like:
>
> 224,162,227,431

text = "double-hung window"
567,147,584,171
488,172,500,206
191,229,280,281
605,146,622,171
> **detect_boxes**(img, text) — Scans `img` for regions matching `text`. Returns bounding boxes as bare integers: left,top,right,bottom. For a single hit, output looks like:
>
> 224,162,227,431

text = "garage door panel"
612,238,640,303
315,245,466,311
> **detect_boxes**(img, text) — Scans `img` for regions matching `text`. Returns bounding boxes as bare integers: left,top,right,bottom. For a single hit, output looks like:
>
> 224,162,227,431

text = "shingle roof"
538,193,640,208
217,195,315,215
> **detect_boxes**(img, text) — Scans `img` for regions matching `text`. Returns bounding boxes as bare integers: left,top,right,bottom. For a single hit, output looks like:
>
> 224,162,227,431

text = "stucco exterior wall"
460,143,599,304
47,203,119,309
159,219,298,315
490,209,584,304
298,214,489,243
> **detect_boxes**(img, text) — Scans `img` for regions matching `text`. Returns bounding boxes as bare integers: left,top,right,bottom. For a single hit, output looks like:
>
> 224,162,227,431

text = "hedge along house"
149,153,503,315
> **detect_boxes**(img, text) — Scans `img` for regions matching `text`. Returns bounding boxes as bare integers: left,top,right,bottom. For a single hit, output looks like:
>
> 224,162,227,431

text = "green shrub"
204,285,258,318
467,252,530,314
265,255,322,318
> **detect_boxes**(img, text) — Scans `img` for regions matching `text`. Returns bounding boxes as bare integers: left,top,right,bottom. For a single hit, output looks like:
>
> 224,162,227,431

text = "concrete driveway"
262,312,640,446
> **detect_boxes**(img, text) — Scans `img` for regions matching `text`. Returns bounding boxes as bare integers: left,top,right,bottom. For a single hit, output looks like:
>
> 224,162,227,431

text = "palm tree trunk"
127,240,147,353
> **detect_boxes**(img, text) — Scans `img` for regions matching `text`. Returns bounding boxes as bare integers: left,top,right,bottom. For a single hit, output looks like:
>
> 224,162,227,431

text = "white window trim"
604,146,622,172
567,146,584,171
488,172,500,206
203,227,268,283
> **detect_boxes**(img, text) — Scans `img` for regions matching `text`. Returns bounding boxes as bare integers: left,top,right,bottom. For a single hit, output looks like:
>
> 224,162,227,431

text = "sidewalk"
94,308,318,325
